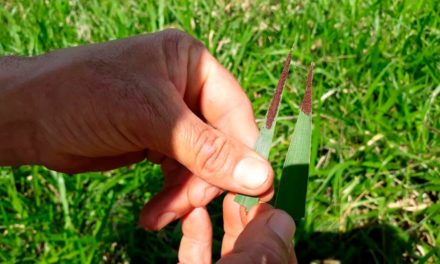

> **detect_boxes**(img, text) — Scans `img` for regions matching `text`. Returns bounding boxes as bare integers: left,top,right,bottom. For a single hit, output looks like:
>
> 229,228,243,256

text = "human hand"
178,196,297,264
0,29,274,252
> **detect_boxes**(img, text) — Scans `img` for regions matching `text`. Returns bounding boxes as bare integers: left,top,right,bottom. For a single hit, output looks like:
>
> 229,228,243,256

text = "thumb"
163,106,273,196
219,207,297,264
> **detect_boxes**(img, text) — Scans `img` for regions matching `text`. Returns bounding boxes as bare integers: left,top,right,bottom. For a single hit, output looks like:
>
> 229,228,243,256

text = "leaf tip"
301,63,314,116
266,50,292,129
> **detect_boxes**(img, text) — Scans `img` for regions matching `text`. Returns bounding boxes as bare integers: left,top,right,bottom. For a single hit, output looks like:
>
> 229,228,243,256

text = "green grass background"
1,0,439,263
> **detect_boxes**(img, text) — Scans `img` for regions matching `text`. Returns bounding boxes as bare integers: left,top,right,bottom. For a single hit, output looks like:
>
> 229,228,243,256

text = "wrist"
0,56,41,166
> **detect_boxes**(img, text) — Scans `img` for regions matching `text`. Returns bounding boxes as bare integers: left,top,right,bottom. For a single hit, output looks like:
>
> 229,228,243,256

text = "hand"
179,197,297,264
0,29,274,256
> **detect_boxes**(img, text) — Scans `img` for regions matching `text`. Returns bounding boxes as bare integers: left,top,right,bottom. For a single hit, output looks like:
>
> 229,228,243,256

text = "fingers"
221,193,246,255
167,110,273,196
156,29,258,148
139,32,272,197
138,176,222,230
178,207,212,264
138,160,192,230
157,33,272,195
186,44,259,148
221,193,273,256
186,176,223,207
219,207,297,264
138,159,222,230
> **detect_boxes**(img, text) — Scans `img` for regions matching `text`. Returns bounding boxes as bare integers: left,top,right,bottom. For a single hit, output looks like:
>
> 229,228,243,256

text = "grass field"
1,0,439,263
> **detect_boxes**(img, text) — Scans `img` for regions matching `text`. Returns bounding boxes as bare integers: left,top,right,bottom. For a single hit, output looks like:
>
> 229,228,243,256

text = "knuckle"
161,28,186,36
193,128,231,177
161,29,186,47
161,28,203,46
160,28,207,57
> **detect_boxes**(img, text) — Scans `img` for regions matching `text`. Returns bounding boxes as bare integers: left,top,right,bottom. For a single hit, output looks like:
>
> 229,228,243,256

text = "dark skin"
0,29,296,263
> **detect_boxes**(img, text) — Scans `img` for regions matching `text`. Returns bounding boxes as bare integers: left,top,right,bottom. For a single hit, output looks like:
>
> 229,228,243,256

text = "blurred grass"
1,0,439,263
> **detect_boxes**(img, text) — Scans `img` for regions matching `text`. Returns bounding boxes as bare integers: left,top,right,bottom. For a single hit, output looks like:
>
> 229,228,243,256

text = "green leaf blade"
233,195,259,211
275,63,313,221
275,111,312,220
233,125,275,211
234,50,292,212
254,126,276,159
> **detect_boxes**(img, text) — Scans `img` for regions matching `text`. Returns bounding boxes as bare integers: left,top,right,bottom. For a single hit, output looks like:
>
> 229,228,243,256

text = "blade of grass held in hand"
275,64,314,221
234,51,292,211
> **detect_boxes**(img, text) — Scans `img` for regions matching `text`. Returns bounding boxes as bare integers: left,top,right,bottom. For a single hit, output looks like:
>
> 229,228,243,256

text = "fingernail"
156,212,176,229
267,211,295,247
233,157,269,189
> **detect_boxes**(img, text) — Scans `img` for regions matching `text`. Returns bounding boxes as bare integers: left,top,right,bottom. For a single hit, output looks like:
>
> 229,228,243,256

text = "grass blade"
234,51,292,211
275,64,314,221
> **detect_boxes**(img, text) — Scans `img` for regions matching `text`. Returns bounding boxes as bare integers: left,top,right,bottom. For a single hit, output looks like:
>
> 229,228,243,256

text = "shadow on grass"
295,222,414,264
108,194,415,263
103,164,414,263
113,217,414,263
107,194,225,264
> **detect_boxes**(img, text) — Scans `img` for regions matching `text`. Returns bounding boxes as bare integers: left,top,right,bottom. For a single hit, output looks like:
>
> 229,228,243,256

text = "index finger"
187,46,259,148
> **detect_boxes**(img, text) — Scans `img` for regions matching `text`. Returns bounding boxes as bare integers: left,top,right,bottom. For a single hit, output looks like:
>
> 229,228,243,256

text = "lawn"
1,0,439,263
